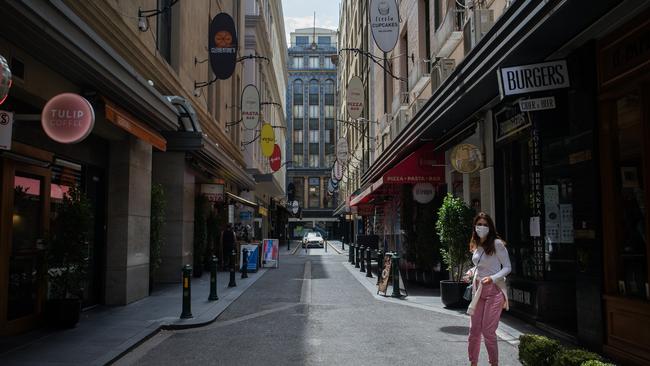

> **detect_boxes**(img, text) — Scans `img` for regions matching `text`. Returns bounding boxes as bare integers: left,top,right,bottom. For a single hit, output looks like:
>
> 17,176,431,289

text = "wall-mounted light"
137,0,179,33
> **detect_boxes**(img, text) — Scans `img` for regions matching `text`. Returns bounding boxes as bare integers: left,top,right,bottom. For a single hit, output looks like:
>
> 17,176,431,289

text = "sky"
281,0,340,45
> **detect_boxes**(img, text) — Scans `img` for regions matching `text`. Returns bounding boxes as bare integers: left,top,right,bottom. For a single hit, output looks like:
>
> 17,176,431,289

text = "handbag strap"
472,250,485,285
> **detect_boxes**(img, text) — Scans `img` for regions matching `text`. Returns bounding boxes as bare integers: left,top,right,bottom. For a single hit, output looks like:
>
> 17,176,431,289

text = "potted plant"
149,183,166,294
46,186,93,328
436,193,474,308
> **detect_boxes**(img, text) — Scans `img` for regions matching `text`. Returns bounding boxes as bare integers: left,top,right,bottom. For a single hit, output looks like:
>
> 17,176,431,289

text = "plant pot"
45,299,81,328
440,280,469,308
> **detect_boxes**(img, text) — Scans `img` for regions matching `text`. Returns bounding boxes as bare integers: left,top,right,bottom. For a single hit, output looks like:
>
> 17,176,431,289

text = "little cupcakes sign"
41,93,95,144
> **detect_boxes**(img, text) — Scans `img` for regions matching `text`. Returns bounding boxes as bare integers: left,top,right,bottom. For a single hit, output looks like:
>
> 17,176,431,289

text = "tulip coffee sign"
209,13,238,80
269,144,282,172
370,0,399,53
0,54,12,105
260,122,275,157
241,84,260,130
346,76,364,119
41,93,95,144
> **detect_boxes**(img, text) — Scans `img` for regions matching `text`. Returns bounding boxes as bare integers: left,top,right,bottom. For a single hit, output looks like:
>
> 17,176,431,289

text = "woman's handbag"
463,251,484,302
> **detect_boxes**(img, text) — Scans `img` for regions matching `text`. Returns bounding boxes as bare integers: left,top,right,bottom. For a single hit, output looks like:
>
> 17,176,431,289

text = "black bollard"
209,256,219,301
287,238,290,251
366,247,373,278
359,245,366,272
241,248,249,279
180,264,193,319
376,250,384,285
348,243,354,263
228,249,237,287
341,236,345,251
391,253,401,298
354,245,360,268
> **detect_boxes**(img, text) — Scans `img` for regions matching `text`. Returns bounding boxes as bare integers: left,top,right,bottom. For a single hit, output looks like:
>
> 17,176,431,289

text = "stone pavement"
0,268,267,366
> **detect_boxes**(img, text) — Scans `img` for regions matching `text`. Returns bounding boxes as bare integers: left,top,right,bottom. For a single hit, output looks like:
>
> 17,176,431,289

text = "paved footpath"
116,249,522,366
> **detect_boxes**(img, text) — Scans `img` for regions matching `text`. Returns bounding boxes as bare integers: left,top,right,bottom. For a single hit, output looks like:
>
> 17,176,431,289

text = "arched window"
293,79,303,105
309,79,319,105
323,79,335,105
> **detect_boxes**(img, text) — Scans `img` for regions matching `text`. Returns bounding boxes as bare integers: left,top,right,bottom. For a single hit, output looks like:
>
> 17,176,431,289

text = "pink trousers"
468,282,505,364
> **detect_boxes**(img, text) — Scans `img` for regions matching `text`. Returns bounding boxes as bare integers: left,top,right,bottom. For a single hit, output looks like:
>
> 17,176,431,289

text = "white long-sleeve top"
472,239,512,282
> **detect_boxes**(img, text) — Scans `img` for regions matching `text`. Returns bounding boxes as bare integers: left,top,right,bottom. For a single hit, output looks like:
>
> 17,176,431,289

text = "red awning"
380,142,445,185
349,184,374,207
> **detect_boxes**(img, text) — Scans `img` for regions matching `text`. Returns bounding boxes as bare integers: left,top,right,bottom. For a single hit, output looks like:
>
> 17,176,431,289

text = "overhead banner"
209,13,238,80
241,84,260,130
269,144,282,172
497,60,570,98
260,123,275,157
41,93,95,144
0,55,12,105
370,0,399,53
346,76,364,119
336,137,349,163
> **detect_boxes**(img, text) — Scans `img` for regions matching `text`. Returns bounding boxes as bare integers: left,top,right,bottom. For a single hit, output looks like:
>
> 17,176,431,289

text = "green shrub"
553,348,602,366
519,334,562,366
581,360,615,366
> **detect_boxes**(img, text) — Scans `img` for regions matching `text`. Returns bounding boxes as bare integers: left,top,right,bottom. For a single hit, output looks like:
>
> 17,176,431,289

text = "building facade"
286,27,339,239
338,0,650,364
0,0,286,336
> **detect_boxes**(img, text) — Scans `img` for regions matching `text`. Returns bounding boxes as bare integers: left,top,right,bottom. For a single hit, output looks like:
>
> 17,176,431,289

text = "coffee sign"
346,76,364,119
370,0,399,53
41,93,95,144
498,60,570,98
241,84,260,130
209,13,238,80
260,123,275,157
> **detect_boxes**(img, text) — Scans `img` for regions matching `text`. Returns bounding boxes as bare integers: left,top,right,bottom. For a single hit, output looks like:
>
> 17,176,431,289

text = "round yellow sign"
450,143,482,174
260,123,275,157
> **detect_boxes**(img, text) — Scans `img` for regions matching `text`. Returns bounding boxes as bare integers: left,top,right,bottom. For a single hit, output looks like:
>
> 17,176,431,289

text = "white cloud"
284,16,338,46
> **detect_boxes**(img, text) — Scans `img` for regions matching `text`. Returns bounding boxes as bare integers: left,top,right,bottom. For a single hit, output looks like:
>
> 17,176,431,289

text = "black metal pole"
360,245,366,273
209,256,218,301
241,248,249,279
180,264,193,318
228,249,237,287
365,247,373,278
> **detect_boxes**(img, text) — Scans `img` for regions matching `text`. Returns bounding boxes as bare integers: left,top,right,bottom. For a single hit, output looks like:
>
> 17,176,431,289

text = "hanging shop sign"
369,0,400,53
0,110,13,150
209,13,238,80
498,60,570,98
346,76,364,119
200,183,224,202
269,144,282,172
450,143,482,174
494,107,531,143
241,84,260,130
290,200,299,215
518,96,556,112
260,123,275,157
336,137,349,163
412,182,435,204
330,168,339,184
334,160,344,180
41,93,95,144
0,55,12,105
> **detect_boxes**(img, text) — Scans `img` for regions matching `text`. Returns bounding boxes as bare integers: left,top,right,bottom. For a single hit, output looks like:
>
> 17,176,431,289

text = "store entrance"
0,159,51,335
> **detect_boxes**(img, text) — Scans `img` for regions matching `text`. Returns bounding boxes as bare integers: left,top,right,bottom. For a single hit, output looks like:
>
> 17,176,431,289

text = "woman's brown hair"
469,212,503,255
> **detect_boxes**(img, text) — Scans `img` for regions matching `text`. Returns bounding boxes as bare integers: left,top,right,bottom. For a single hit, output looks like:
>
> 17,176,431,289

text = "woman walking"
465,212,511,366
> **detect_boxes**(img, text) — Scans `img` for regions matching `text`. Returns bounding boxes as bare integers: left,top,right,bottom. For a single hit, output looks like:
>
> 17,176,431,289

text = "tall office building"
286,27,339,239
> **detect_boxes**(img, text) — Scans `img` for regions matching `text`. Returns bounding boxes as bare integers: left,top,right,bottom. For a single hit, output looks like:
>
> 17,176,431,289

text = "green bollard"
365,247,373,278
181,264,193,318
359,245,366,273
209,255,219,301
391,253,401,298
376,249,384,285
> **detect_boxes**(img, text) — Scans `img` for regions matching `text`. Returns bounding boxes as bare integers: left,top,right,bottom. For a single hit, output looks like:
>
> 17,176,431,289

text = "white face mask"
475,225,489,239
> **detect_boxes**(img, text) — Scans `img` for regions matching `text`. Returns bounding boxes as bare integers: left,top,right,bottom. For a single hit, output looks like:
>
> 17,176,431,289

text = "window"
309,118,319,130
293,56,304,68
293,105,304,117
309,56,320,69
293,80,303,104
324,57,335,69
323,79,335,105
325,153,335,167
324,105,335,118
308,177,320,208
157,0,174,64
309,130,319,143
296,36,309,45
293,177,304,207
293,130,303,143
309,80,319,105
324,129,334,144
293,118,303,130
309,105,319,118
318,36,331,46
309,154,319,168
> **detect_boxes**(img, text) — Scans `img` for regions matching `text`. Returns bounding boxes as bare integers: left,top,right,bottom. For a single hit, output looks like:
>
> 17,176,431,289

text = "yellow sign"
260,123,275,157
450,143,482,174
258,206,268,216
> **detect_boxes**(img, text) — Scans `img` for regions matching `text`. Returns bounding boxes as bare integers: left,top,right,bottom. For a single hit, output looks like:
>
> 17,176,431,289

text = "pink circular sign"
41,93,95,144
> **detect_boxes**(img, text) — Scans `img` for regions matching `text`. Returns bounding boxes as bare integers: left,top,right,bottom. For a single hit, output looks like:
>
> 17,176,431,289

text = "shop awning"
226,192,258,208
350,143,445,207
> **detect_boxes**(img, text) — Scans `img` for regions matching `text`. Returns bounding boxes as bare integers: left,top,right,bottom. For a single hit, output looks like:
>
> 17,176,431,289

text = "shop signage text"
346,76,364,119
209,13,238,80
201,183,224,202
518,96,556,112
241,84,260,130
498,60,570,98
495,110,531,143
41,93,95,144
600,17,650,86
260,123,275,157
0,110,13,150
370,0,399,53
412,182,435,204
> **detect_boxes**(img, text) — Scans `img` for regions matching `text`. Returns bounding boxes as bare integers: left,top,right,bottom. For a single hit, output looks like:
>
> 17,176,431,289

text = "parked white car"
302,232,324,248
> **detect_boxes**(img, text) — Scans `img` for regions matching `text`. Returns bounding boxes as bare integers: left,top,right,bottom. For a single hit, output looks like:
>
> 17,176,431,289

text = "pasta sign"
209,13,238,80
